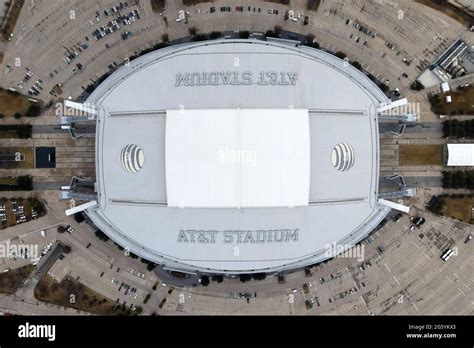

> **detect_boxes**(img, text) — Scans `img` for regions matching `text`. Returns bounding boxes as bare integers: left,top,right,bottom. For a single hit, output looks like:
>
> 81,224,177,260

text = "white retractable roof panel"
239,108,310,207
166,109,310,208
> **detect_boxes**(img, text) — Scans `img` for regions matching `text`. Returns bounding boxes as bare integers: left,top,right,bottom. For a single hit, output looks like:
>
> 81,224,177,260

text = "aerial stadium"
77,39,394,275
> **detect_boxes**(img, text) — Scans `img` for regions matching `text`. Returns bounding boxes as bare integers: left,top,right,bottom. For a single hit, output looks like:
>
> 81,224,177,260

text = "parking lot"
0,0,473,316
0,0,470,115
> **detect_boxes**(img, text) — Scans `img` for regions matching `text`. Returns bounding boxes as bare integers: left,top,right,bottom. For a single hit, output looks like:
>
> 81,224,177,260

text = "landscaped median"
0,88,43,118
0,264,35,294
0,125,32,139
0,0,25,42
34,275,142,315
427,194,474,223
398,145,444,166
0,176,33,191
429,85,474,116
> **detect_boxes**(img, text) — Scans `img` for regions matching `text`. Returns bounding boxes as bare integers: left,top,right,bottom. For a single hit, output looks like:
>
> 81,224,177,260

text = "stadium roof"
165,108,310,208
447,144,474,166
85,39,390,273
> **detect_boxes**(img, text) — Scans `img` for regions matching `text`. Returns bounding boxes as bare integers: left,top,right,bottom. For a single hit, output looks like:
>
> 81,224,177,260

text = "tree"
209,31,221,39
25,104,42,117
334,51,347,60
442,171,474,189
443,120,474,138
239,274,252,283
57,225,66,233
14,113,22,119
239,31,250,39
16,125,32,139
265,30,276,38
252,273,266,281
429,94,442,114
16,176,33,190
211,275,224,283
63,245,72,254
378,82,390,93
188,27,197,36
308,40,320,49
95,230,109,241
191,34,207,42
74,212,85,223
350,60,362,70
200,275,210,286
410,80,425,91
274,26,282,37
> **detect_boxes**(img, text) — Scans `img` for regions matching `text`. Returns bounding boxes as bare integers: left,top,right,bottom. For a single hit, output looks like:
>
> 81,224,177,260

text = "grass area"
0,125,32,139
34,275,139,315
442,197,473,223
0,88,31,117
150,0,166,13
0,264,35,294
0,147,34,169
1,0,25,42
414,0,473,27
0,178,17,185
430,85,474,116
398,145,444,165
307,0,321,11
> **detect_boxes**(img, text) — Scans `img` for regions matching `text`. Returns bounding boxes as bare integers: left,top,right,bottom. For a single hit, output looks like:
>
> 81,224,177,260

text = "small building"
441,82,450,92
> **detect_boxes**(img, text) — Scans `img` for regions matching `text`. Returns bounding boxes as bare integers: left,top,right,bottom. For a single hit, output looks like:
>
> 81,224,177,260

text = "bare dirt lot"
442,197,473,223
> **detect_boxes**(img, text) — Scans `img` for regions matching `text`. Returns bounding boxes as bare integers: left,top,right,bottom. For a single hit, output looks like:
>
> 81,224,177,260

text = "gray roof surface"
86,39,390,273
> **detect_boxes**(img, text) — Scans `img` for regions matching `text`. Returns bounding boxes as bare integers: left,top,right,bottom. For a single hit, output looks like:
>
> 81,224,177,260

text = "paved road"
380,176,442,188
379,122,443,134
32,122,443,135
36,176,443,191
33,124,96,134
33,182,63,190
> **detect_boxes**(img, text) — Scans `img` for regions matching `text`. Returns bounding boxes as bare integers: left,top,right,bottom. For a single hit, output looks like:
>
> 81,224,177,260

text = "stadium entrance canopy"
446,144,474,166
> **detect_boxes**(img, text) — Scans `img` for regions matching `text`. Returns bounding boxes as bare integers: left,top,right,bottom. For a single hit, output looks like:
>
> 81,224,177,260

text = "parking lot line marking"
384,263,391,272
446,276,454,284
422,252,431,261
412,302,419,312
411,241,419,249
458,288,465,297
392,276,400,285
463,283,470,291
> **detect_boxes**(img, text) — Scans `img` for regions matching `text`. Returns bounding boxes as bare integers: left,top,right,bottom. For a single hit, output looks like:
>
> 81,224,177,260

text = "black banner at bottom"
0,315,472,346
